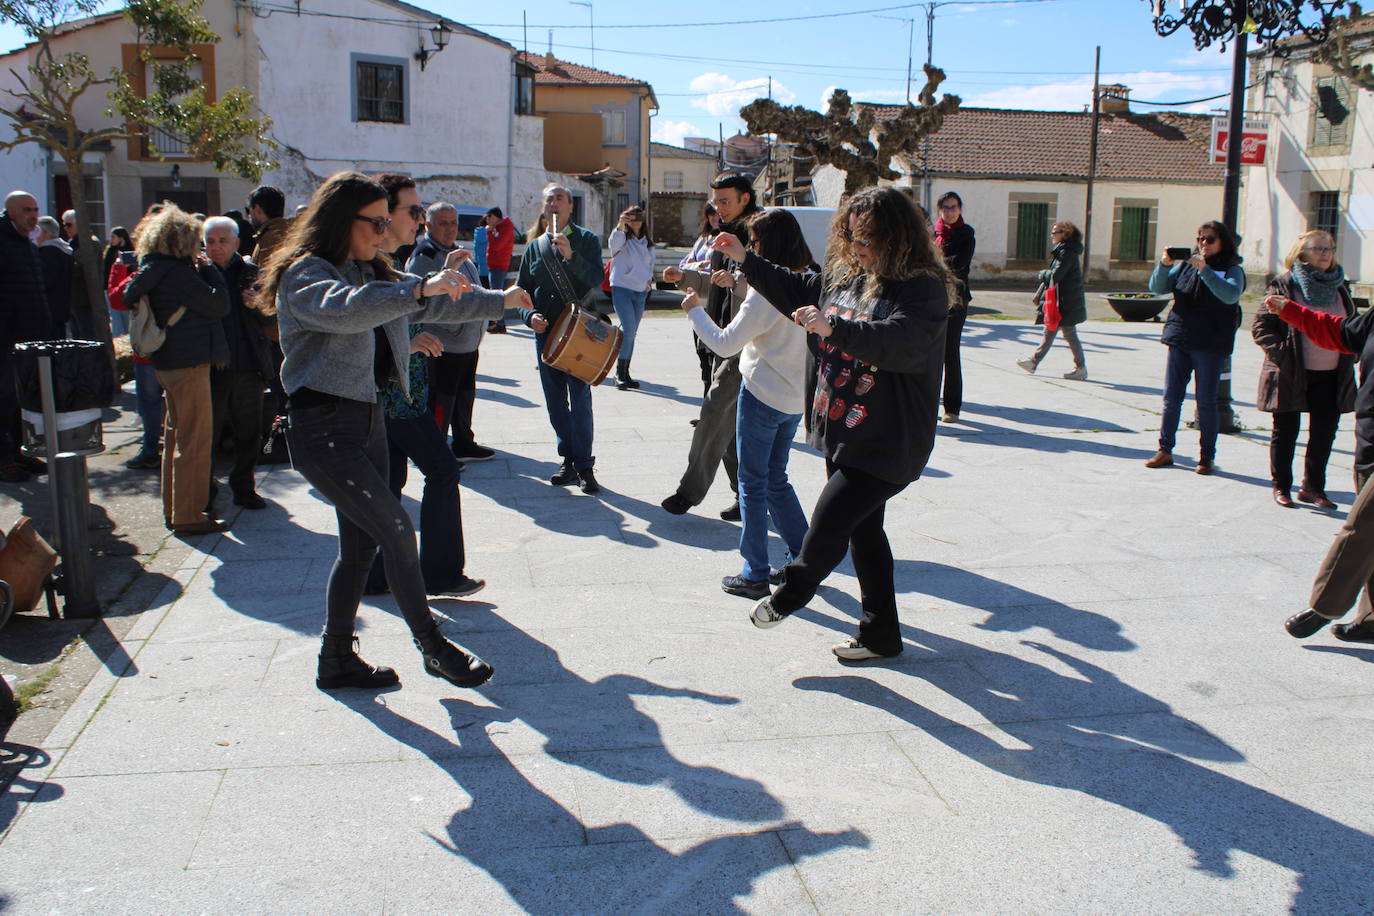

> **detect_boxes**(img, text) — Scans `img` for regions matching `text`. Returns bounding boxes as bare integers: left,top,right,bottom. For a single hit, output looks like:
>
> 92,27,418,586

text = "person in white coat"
608,205,655,390
682,208,813,599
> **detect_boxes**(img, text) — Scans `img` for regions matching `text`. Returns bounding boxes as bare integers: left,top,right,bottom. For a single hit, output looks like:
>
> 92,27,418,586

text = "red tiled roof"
517,51,650,88
863,104,1224,183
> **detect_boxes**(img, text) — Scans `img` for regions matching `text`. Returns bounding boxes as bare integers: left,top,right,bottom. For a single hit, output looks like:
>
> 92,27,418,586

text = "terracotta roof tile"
517,51,650,88
862,104,1224,183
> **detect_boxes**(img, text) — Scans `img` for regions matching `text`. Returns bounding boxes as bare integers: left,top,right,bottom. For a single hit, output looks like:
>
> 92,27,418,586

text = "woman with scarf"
1016,221,1087,380
934,192,975,423
1253,230,1355,509
1143,220,1246,475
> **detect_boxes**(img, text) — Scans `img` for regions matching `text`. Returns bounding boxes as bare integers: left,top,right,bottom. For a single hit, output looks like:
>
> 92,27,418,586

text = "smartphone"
1166,247,1192,262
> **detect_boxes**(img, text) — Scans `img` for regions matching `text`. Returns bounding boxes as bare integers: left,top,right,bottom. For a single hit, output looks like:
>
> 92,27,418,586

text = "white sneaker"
1063,367,1088,381
1016,358,1037,375
831,638,889,660
751,596,786,629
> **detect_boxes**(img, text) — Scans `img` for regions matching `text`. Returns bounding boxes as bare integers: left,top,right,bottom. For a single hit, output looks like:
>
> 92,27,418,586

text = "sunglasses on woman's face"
1197,235,1218,244
355,215,393,235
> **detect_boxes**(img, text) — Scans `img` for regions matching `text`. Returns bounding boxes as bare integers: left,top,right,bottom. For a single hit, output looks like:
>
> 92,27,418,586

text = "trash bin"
12,340,113,458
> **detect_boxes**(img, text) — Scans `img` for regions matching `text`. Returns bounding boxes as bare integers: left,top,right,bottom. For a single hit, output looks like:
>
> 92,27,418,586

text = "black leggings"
1270,369,1341,493
773,460,909,654
287,398,435,638
942,306,966,416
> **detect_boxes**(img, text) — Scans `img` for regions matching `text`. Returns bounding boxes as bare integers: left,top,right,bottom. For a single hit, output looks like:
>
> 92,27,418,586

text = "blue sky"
0,0,1240,146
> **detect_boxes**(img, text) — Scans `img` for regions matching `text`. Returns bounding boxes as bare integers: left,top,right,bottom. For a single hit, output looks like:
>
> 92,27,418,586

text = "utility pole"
877,14,916,104
1084,46,1101,281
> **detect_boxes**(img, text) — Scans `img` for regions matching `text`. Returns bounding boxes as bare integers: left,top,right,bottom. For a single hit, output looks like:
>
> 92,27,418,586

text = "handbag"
128,296,185,359
601,258,613,294
1043,284,1062,332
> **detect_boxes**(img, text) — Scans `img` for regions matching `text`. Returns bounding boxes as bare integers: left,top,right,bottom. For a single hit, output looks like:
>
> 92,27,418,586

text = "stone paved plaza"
2,311,1372,914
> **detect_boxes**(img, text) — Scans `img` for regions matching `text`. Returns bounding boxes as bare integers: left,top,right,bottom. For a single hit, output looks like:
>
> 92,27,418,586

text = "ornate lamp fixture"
415,22,452,71
1148,0,1350,50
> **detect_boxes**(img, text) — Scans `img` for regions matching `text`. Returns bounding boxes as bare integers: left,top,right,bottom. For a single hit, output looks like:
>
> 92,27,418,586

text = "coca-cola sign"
1210,118,1270,165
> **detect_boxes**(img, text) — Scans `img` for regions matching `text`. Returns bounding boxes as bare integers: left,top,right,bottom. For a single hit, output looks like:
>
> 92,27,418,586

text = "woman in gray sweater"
259,171,529,692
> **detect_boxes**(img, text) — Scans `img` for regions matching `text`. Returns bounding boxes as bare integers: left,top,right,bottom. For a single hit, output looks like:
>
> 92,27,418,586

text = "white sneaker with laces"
750,596,786,629
831,638,886,660
1016,357,1036,375
1063,367,1088,381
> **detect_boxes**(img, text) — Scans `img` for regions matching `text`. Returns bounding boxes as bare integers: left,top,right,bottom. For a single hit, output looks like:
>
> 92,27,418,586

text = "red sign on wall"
1210,118,1270,165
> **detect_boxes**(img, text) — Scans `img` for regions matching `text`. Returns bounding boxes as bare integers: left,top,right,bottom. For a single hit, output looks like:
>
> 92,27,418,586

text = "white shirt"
688,285,808,415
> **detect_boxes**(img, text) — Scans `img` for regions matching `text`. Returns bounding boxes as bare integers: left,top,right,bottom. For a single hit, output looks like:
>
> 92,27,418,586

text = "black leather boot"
316,634,400,690
413,626,493,688
615,359,632,390
621,359,639,389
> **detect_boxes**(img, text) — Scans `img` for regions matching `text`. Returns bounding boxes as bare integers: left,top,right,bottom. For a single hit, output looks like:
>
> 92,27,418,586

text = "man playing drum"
517,183,606,494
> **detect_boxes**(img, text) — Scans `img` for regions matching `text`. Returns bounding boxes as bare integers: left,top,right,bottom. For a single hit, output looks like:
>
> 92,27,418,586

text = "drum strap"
537,232,582,310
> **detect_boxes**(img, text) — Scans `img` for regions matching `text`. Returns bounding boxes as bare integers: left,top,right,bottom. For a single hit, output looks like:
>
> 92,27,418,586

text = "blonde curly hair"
134,203,202,260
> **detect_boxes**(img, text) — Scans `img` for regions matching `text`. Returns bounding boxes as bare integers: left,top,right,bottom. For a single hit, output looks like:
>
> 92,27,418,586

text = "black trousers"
1270,369,1341,493
287,399,435,638
772,460,909,655
942,306,967,416
430,350,480,453
211,368,265,497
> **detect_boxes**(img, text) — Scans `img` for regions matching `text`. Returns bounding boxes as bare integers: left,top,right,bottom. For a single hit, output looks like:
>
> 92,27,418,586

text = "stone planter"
1104,294,1170,322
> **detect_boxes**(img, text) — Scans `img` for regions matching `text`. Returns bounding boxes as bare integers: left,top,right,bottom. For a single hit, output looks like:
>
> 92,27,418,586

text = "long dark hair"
824,186,954,297
696,203,719,241
259,171,396,311
1198,219,1241,270
746,209,812,272
618,205,651,245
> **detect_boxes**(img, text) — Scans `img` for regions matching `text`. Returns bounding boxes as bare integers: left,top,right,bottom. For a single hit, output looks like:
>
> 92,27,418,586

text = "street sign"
1210,118,1270,165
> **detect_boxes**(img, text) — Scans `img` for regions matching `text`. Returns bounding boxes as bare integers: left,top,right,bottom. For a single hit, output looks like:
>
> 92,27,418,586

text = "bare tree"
0,0,276,361
740,64,961,194
1312,2,1374,90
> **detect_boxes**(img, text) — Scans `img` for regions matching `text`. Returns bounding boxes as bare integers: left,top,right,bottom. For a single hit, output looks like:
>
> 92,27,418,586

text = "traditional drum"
541,303,623,386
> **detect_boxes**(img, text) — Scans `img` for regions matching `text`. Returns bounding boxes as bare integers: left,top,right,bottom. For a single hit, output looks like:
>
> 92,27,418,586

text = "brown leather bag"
0,517,57,612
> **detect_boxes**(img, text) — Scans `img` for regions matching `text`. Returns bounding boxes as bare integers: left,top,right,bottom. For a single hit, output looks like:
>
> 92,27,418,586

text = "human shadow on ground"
0,743,59,835
475,387,539,409
332,693,865,913
959,402,1134,433
793,631,1374,914
803,559,1133,653
1303,644,1374,663
943,416,1160,462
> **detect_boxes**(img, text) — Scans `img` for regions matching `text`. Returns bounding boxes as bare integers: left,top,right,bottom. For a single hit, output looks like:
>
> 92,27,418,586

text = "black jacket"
937,220,975,308
36,243,72,334
741,252,948,485
218,254,272,377
0,217,49,352
1159,262,1244,355
124,255,230,370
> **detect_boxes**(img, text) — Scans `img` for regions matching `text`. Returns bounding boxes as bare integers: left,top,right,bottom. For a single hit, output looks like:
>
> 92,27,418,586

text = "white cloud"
689,72,796,118
652,119,704,148
959,69,1228,112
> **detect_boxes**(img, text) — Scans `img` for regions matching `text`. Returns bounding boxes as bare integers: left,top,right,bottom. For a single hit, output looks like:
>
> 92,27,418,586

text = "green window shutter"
1119,206,1150,261
1016,202,1048,260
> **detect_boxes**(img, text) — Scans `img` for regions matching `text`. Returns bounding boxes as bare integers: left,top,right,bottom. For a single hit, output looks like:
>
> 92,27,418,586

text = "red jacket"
485,217,515,271
108,254,151,365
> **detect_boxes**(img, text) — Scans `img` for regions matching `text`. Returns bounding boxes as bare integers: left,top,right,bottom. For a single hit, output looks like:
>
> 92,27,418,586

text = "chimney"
1099,84,1130,114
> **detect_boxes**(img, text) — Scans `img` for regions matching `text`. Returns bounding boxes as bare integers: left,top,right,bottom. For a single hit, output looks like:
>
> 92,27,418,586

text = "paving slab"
3,314,1373,914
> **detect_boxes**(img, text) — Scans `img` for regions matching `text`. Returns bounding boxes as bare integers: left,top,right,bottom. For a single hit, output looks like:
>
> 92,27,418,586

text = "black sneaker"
578,468,601,494
661,493,691,515
233,491,267,510
720,501,741,521
432,576,485,598
550,461,578,486
453,444,496,462
124,451,160,470
721,575,770,599
769,569,785,586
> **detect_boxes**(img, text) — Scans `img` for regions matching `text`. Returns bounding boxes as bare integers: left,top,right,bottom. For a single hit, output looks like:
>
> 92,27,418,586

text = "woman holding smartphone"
608,205,655,390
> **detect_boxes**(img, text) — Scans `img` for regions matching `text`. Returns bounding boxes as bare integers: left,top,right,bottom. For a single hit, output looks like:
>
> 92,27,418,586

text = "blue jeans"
735,386,808,581
367,412,467,594
534,333,595,470
610,286,648,361
1160,347,1224,461
487,269,508,290
133,360,163,455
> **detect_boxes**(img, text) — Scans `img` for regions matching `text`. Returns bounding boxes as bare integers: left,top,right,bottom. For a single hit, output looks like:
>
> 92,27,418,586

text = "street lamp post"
1145,0,1350,432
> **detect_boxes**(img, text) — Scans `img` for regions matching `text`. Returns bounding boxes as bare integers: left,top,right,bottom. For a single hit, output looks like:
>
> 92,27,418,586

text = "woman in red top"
483,208,516,333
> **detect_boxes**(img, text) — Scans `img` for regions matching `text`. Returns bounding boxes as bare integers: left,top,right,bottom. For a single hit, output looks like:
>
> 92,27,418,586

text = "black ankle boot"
616,359,632,390
622,358,639,389
316,634,400,690
413,626,493,688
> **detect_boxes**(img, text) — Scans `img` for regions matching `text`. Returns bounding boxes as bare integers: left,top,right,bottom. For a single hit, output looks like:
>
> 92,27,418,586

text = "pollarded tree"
739,64,961,194
0,0,276,358
1312,2,1374,91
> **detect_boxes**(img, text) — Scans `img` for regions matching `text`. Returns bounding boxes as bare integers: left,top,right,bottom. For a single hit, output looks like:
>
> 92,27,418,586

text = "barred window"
356,60,405,123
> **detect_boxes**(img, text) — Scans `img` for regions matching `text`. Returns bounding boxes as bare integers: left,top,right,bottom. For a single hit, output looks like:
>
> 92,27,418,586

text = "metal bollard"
36,355,100,618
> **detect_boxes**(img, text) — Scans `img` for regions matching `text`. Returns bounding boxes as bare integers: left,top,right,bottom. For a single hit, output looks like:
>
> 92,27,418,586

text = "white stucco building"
1242,21,1373,298
811,95,1226,285
0,0,551,233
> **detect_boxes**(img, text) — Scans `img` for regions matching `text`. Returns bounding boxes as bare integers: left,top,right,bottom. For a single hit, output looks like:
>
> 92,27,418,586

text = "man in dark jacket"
0,190,50,482
246,185,291,266
34,216,72,336
517,182,605,494
204,216,272,510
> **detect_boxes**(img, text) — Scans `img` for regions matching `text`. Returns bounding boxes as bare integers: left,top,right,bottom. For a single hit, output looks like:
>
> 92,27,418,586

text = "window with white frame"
602,109,626,145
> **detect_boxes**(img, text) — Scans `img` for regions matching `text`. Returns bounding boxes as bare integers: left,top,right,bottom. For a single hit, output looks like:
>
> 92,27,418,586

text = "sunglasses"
1196,235,1218,243
407,205,425,220
841,230,873,248
355,215,393,235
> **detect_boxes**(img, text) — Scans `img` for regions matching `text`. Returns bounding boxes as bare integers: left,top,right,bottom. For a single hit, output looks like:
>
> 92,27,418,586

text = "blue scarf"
1291,261,1344,310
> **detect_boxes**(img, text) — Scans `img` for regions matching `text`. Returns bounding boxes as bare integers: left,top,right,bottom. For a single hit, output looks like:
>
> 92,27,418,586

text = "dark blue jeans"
367,412,467,594
286,399,435,638
610,286,648,361
534,333,595,470
1159,347,1224,461
735,386,808,581
133,360,163,455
